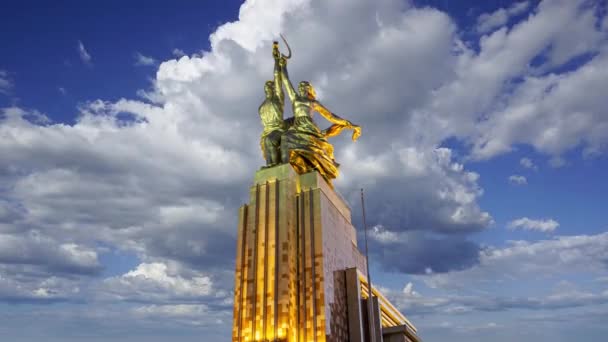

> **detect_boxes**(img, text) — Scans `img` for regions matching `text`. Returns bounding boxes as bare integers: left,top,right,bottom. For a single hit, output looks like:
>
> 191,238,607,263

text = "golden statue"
258,42,287,167
260,37,361,184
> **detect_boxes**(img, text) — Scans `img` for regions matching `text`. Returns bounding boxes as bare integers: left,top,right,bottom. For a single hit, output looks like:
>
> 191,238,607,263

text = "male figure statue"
258,42,286,167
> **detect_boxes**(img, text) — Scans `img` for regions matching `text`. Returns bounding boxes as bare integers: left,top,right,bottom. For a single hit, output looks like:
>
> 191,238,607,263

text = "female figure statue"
278,57,361,184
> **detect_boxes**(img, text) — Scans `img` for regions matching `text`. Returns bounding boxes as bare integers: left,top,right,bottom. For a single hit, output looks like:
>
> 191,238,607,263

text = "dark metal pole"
361,188,376,342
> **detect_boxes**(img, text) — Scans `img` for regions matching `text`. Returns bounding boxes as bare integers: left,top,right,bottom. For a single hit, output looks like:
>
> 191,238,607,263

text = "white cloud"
520,157,537,170
340,147,491,235
477,1,530,34
508,217,559,232
77,40,92,65
17,0,605,306
0,231,101,274
208,0,308,53
387,256,608,320
419,232,608,290
1,2,607,341
0,0,494,312
508,175,527,185
0,0,602,303
133,303,209,317
370,225,402,243
0,271,83,302
445,286,607,315
58,87,66,95
416,0,608,161
458,322,502,333
131,303,230,326
100,262,220,302
172,48,186,57
134,52,157,66
402,282,420,297
0,70,13,94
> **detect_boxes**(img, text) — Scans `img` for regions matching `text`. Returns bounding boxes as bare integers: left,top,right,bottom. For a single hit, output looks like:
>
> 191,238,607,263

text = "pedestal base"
231,164,419,342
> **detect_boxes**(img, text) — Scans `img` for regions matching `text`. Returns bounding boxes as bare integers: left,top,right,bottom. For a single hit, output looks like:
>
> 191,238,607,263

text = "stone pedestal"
231,164,419,342
232,164,366,342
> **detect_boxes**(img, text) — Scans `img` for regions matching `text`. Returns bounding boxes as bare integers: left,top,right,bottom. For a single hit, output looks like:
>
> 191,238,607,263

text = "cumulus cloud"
520,157,537,170
391,278,608,317
1,0,602,304
385,232,608,321
508,174,527,185
342,147,491,233
0,101,241,304
0,232,101,275
477,1,530,34
369,227,481,274
77,40,92,65
131,303,231,327
100,262,225,303
0,70,13,95
1,0,495,296
508,217,559,232
0,303,231,341
134,52,157,66
1,0,607,340
0,226,100,304
342,146,490,273
419,232,607,290
415,0,608,160
172,48,186,58
0,268,84,303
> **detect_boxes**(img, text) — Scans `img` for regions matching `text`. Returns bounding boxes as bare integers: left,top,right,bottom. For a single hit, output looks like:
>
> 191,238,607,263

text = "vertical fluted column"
232,205,248,342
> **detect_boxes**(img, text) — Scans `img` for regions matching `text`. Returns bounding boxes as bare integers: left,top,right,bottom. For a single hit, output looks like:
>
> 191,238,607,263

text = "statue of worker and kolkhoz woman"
259,36,361,186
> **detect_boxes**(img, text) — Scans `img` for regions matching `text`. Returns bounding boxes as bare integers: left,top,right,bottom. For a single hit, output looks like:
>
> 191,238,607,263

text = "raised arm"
271,43,284,111
273,57,284,111
280,58,298,103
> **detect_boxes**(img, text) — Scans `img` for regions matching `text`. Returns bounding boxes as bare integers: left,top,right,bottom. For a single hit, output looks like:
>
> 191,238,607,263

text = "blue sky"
1,0,607,341
0,1,241,122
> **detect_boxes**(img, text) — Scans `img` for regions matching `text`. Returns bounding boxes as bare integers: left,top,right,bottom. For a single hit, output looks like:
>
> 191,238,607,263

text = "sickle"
279,34,292,59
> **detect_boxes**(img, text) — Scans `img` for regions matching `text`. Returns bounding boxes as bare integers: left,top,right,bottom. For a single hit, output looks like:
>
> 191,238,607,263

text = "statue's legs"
264,130,283,166
280,134,291,164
